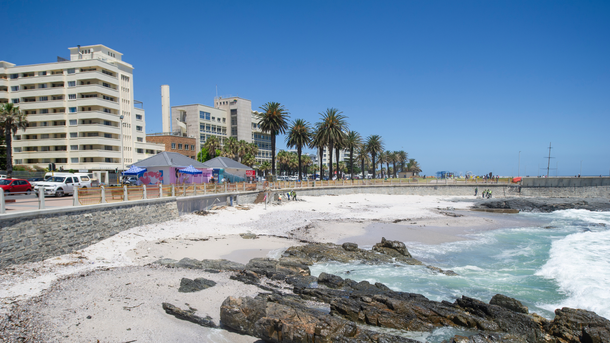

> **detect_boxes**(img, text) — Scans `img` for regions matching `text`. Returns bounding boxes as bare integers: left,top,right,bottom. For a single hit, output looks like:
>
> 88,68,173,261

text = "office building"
172,96,272,166
0,44,164,173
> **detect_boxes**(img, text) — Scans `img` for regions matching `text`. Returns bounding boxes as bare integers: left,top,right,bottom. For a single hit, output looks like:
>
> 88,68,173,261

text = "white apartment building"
172,96,272,166
315,147,351,166
0,44,164,173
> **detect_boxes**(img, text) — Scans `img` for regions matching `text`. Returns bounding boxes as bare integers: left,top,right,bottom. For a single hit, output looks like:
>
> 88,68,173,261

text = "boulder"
372,237,412,258
342,242,359,251
162,302,216,328
490,294,528,314
547,307,610,343
318,272,344,289
178,277,217,293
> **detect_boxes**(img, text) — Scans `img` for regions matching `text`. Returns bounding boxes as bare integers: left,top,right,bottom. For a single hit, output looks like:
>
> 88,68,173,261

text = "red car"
0,178,33,195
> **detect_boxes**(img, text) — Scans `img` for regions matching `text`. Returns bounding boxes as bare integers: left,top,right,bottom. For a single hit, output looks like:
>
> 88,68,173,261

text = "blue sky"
2,0,609,176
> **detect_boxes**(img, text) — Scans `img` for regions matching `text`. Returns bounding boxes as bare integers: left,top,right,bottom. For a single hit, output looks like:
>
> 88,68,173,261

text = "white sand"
0,194,503,342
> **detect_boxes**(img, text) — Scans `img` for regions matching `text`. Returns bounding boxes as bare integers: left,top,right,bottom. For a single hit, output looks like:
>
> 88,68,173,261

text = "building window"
12,99,19,104
71,158,78,163
178,144,183,150
191,145,194,151
39,71,47,76
171,143,176,149
104,133,112,138
13,147,21,152
70,132,77,138
10,74,18,79
69,120,77,125
137,149,143,153
67,68,75,74
137,137,143,142
71,145,78,150
136,114,142,120
136,126,142,132
68,81,76,87
38,84,47,89
11,86,19,91
104,158,113,163
69,94,76,100
199,111,210,120
69,107,77,113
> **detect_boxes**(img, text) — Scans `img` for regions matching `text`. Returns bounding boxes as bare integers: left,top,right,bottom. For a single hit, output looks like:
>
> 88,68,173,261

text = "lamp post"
120,115,124,183
518,151,521,177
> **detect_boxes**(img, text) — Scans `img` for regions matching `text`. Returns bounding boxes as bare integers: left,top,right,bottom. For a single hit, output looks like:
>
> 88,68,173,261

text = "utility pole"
546,143,552,177
518,151,521,177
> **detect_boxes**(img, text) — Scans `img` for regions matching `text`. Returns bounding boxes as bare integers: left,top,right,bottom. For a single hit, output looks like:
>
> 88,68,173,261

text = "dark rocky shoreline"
471,197,610,213
158,238,610,343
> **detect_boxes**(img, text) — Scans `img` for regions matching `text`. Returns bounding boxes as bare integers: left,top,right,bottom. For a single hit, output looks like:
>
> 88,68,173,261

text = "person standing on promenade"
475,187,478,197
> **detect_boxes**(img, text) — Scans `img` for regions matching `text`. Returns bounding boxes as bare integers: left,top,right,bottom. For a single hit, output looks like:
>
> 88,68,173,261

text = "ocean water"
309,209,610,342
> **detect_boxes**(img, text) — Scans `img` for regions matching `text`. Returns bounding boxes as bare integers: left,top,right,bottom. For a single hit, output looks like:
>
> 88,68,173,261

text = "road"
3,193,75,214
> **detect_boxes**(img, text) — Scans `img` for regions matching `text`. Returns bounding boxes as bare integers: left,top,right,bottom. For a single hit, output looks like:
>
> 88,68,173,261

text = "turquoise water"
310,210,610,325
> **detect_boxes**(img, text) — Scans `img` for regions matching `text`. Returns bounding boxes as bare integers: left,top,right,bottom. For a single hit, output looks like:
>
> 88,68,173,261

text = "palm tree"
222,137,239,160
390,151,399,178
203,135,220,159
316,108,348,181
285,119,312,181
257,102,290,176
365,135,384,179
0,103,28,178
407,158,422,174
384,150,392,178
355,144,369,179
258,161,271,177
310,125,326,180
397,150,408,172
345,131,362,180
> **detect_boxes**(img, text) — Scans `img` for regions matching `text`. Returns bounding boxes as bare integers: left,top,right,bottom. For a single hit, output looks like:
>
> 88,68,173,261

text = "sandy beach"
0,194,536,342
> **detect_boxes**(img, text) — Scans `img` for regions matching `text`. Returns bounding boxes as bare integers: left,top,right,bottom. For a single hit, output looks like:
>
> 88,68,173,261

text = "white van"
36,173,96,196
43,172,96,188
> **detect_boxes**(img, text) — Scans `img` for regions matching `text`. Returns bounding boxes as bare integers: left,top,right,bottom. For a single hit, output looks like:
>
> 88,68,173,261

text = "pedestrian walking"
475,187,478,197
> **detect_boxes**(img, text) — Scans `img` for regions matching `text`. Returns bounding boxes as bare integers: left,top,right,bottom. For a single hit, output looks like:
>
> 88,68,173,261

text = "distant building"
146,133,197,160
172,96,272,166
0,44,164,171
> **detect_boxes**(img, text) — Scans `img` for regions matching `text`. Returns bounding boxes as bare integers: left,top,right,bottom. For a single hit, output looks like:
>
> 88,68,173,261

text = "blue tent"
122,165,147,175
178,165,203,175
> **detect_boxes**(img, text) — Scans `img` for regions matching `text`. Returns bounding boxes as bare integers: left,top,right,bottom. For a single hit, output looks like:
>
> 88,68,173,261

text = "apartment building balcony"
14,150,70,159
14,136,67,146
76,97,120,109
19,74,66,84
69,70,118,85
75,136,120,145
73,149,121,159
22,125,68,135
76,83,119,95
26,113,68,122
0,78,7,87
77,122,120,133
15,88,66,98
76,111,121,122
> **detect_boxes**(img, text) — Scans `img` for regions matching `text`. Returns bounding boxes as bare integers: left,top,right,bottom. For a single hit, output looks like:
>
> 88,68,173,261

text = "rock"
175,258,204,269
318,272,344,289
473,197,610,213
490,294,528,314
178,277,217,293
239,233,257,239
372,237,412,258
220,294,420,342
342,242,358,251
154,258,245,271
547,307,610,343
162,302,216,328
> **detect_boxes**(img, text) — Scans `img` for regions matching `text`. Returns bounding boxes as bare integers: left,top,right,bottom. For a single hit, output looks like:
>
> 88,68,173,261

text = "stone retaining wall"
0,198,178,269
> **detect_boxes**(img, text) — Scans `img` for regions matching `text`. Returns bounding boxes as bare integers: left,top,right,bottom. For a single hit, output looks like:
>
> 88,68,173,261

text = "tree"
407,159,422,174
384,150,392,178
310,125,326,180
197,147,210,163
259,161,271,176
365,135,384,179
222,137,239,160
355,144,369,179
203,136,220,159
257,102,290,176
316,108,348,182
390,151,399,178
397,150,408,172
286,119,312,181
0,103,28,178
345,131,362,180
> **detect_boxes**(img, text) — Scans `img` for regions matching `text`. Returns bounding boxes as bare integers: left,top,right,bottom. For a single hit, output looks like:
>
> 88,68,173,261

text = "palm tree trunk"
271,134,276,176
298,146,302,181
319,146,324,180
371,154,376,179
5,125,13,178
335,146,340,179
350,147,354,179
361,158,365,179
328,143,334,180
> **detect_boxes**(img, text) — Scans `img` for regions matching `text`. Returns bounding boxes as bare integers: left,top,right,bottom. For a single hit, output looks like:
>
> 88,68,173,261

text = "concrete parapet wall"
521,177,610,187
0,198,178,269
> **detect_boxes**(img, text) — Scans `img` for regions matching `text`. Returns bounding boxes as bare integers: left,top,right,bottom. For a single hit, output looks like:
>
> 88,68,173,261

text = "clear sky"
2,0,609,176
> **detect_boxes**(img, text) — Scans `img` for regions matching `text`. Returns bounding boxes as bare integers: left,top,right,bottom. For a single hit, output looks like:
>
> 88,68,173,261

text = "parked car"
0,179,33,195
43,172,95,188
28,177,45,187
34,176,81,197
123,176,138,185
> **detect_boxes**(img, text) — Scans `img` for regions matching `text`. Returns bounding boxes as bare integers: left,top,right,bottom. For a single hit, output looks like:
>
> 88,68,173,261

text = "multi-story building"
314,147,351,166
172,96,272,166
146,133,197,160
0,44,164,173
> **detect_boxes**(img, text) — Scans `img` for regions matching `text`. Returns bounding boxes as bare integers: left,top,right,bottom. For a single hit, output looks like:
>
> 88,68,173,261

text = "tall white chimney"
161,85,171,133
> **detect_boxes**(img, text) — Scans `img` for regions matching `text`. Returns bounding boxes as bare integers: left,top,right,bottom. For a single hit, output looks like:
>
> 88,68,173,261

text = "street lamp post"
120,115,124,183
